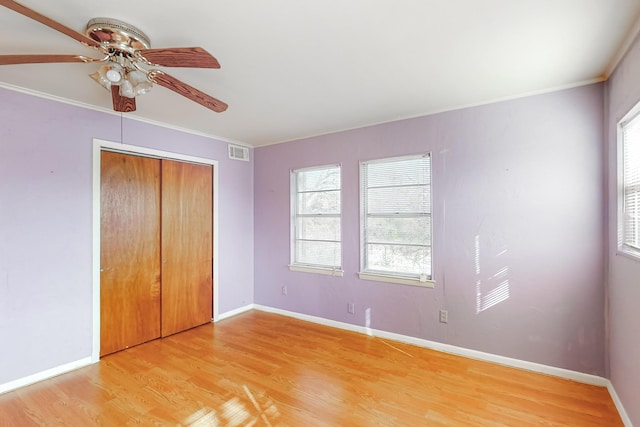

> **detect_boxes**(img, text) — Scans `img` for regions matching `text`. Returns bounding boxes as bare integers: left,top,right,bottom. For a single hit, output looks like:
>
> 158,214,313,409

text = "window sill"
617,246,640,263
358,271,435,288
289,264,344,277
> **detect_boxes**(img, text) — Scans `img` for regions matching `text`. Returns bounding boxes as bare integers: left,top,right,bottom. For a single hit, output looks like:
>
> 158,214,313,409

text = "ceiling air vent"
228,144,249,162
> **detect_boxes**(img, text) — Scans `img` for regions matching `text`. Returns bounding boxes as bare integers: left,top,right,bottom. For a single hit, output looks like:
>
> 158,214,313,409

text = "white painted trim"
616,103,640,264
91,143,101,362
122,116,252,148
3,307,632,426
213,169,220,326
216,304,255,321
289,265,344,277
252,305,609,387
604,14,640,79
0,82,251,148
254,78,605,148
358,271,435,288
0,81,114,115
0,74,602,150
92,139,220,359
607,382,634,427
617,246,640,262
0,357,94,395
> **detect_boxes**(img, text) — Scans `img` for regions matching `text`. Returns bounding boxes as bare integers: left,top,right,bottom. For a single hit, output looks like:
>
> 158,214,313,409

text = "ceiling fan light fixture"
85,17,151,52
99,62,124,84
134,81,153,96
89,70,111,91
128,70,153,96
122,70,154,98
105,68,122,83
0,2,226,113
119,77,135,98
92,60,154,99
128,69,148,84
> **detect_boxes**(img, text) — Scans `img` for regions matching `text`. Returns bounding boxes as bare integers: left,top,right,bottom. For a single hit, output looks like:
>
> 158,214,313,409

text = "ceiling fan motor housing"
85,18,151,53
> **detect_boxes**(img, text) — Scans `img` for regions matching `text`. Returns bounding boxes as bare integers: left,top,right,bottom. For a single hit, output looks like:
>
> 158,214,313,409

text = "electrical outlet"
281,285,287,295
347,303,355,314
439,309,448,323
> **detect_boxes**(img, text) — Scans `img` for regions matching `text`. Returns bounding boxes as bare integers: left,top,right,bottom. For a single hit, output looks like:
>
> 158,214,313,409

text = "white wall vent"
228,144,250,161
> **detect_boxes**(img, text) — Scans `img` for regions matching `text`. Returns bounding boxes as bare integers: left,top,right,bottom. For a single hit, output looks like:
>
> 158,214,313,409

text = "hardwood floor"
0,310,623,426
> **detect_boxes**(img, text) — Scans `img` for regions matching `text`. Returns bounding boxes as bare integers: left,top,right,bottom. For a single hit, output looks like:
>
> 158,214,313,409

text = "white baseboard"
0,357,95,395
254,304,609,387
253,304,635,424
216,304,255,321
607,382,634,427
0,304,256,396
2,306,632,426
253,305,608,385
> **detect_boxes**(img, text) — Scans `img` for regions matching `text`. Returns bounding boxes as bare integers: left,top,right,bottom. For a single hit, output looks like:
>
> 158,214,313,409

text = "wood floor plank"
0,310,624,426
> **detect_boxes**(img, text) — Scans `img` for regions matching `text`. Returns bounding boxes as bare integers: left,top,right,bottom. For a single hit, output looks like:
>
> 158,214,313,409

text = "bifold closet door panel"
100,151,161,356
161,160,213,337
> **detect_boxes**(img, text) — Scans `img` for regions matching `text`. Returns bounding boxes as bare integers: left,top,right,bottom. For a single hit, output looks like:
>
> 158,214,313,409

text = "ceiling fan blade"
152,72,227,113
139,47,220,68
0,0,101,48
111,86,136,112
0,54,90,65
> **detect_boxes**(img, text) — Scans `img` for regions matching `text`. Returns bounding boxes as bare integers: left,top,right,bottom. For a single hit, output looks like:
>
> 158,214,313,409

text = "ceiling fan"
0,0,227,113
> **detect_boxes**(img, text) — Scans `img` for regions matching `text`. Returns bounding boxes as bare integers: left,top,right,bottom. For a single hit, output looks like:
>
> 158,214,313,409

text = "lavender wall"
0,87,253,385
254,84,605,375
606,33,640,424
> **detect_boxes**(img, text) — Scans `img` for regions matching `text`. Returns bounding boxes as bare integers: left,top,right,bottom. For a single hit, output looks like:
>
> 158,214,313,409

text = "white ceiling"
1,1,640,147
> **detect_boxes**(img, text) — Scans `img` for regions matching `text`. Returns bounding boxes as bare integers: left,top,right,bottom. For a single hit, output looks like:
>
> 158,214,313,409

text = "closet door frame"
90,138,219,362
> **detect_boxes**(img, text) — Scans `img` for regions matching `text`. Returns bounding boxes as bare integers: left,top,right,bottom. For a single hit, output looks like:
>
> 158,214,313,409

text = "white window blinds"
622,114,640,252
291,165,341,268
361,154,432,279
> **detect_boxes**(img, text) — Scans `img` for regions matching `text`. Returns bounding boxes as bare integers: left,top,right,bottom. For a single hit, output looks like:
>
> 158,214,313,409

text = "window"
359,154,433,287
620,111,640,257
290,165,343,276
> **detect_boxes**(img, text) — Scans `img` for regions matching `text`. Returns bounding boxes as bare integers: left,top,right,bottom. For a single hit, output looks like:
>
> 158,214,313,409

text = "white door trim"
91,138,220,362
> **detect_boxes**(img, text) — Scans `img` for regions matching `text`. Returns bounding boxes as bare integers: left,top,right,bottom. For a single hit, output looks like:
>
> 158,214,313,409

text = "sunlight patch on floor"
183,385,281,427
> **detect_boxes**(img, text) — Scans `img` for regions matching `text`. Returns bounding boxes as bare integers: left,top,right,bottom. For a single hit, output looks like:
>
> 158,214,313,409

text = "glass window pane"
297,216,340,241
366,157,430,188
361,154,432,277
367,216,430,245
292,165,342,268
367,185,430,214
297,167,340,192
623,188,639,248
366,244,431,276
298,189,340,215
296,240,341,267
623,114,640,250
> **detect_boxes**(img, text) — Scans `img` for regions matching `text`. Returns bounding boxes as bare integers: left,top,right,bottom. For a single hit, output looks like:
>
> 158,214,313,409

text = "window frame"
358,153,434,288
289,164,344,276
618,105,640,261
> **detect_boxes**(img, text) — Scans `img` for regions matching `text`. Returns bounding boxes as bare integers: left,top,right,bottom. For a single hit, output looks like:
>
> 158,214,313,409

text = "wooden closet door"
100,151,161,356
161,160,213,337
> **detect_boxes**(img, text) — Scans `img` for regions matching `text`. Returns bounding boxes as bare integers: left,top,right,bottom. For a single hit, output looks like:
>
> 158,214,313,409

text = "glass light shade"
106,69,122,83
128,70,148,85
89,71,111,91
134,81,153,96
98,63,124,85
128,70,153,96
90,60,154,99
119,78,135,98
